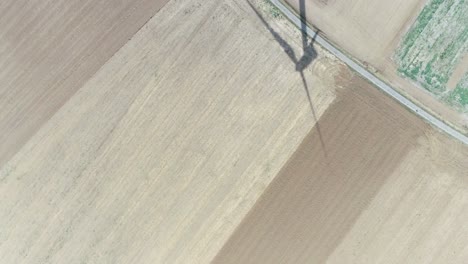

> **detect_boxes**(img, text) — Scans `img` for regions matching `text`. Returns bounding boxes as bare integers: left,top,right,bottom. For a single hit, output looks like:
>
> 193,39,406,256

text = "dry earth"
285,0,468,133
0,0,170,166
0,0,467,263
214,64,468,263
0,0,335,262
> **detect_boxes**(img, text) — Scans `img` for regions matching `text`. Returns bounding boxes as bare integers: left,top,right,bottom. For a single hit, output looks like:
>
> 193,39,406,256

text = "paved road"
271,0,468,145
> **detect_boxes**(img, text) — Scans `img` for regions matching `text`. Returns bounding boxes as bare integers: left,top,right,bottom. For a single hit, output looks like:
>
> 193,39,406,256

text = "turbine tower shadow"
247,0,327,156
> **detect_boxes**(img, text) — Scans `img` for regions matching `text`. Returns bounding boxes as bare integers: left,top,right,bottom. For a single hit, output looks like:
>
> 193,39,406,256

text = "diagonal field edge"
270,0,468,145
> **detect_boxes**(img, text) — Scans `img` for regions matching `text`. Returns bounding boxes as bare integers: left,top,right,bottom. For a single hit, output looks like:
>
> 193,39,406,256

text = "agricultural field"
214,57,468,264
0,0,467,263
0,0,171,167
395,0,468,113
449,72,468,112
0,0,335,262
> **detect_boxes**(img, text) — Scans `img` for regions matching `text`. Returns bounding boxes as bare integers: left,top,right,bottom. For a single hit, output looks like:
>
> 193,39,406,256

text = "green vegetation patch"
395,0,468,111
445,72,468,113
263,0,282,18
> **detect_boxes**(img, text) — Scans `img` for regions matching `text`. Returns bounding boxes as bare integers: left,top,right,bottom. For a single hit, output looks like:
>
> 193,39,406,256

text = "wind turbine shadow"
247,0,327,156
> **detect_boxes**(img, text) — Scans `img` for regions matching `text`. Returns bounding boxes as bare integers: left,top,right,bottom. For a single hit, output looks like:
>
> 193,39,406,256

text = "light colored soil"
0,0,336,262
285,0,424,64
213,63,468,264
1,0,467,263
0,0,170,166
285,0,468,134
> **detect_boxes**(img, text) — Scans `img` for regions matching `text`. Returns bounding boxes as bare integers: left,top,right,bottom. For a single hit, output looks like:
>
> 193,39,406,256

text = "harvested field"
0,0,171,166
214,64,468,263
0,0,334,262
0,0,467,263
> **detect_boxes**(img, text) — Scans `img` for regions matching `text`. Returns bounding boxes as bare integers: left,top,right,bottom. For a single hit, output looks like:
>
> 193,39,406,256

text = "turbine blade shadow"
248,0,326,156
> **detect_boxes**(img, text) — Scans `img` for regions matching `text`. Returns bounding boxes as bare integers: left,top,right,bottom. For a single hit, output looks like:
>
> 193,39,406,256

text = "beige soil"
1,0,467,263
0,0,170,166
0,0,336,262
285,0,468,133
214,64,468,264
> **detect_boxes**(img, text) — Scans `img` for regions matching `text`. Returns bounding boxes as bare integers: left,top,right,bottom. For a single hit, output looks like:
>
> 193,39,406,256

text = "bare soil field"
214,64,468,263
0,0,335,262
0,0,467,263
286,0,468,133
0,0,170,166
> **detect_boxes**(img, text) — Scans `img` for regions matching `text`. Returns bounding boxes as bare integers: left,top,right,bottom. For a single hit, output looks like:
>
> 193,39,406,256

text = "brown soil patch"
213,67,439,263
